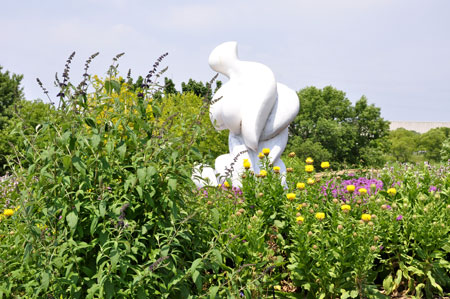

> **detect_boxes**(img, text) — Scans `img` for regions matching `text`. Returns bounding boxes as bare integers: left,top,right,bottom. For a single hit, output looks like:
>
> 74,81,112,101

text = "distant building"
390,121,450,134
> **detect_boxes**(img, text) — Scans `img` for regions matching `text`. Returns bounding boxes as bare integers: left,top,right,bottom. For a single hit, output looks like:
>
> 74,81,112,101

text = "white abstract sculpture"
193,41,299,187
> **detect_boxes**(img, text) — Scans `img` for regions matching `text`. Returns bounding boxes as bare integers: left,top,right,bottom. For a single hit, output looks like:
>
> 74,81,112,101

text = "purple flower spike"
396,215,403,221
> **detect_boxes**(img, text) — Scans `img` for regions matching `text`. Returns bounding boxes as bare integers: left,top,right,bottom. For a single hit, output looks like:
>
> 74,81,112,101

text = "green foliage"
441,136,450,162
1,57,449,298
419,127,450,161
289,86,390,168
388,128,420,162
160,92,228,164
0,66,23,121
0,99,55,175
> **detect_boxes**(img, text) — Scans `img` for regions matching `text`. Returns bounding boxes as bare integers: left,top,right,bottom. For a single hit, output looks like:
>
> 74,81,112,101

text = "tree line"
1,66,449,176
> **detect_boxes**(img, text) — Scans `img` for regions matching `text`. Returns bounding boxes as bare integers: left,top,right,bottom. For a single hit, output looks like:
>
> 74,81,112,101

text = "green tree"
418,127,450,161
441,136,450,162
0,66,24,128
288,86,389,167
388,128,420,162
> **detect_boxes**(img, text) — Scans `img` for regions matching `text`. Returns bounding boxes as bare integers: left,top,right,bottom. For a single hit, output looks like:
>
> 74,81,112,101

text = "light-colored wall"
390,121,450,134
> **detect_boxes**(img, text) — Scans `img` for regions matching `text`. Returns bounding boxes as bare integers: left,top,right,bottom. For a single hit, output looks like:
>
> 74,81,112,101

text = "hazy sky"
1,0,449,121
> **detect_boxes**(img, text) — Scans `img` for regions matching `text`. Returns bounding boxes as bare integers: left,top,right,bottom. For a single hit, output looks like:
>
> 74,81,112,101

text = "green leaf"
383,275,393,294
394,269,402,287
90,217,99,235
209,286,219,299
168,178,177,192
66,211,78,230
117,143,127,159
427,271,443,294
350,290,359,298
41,271,50,290
190,258,203,273
91,134,101,149
192,270,202,291
72,156,86,175
137,168,146,185
62,155,72,170
136,186,143,198
84,117,96,128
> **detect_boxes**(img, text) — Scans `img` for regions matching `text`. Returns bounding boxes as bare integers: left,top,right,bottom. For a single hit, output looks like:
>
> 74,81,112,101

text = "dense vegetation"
0,57,449,298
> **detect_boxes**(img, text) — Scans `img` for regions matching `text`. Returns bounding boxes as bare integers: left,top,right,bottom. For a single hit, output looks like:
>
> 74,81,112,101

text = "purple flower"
428,186,437,192
396,215,403,221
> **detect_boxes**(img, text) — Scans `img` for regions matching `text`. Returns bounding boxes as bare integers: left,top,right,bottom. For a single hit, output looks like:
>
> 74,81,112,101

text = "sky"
1,0,449,121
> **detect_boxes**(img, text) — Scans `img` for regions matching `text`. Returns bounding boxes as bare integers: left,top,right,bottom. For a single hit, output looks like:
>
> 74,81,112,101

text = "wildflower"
370,246,377,251
312,244,318,249
286,193,296,201
259,170,267,177
353,232,358,237
346,185,355,193
286,167,293,173
243,160,251,169
321,161,330,169
337,224,343,230
288,152,296,158
315,212,325,220
3,209,14,217
262,148,270,156
258,152,265,159
396,215,403,221
296,182,305,190
361,214,371,222
305,157,314,164
273,166,281,173
358,188,367,195
296,204,302,210
387,188,397,196
308,231,313,236
305,165,314,173
332,198,339,204
296,216,304,223
307,178,315,185
341,204,351,212
274,285,282,291
224,181,231,188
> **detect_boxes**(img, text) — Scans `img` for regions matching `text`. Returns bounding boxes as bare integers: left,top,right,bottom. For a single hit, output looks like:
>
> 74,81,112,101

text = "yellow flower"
321,161,330,169
259,170,267,177
341,204,351,212
305,165,314,173
258,152,265,159
286,193,296,200
286,167,293,173
296,204,302,210
3,209,14,217
315,212,325,220
296,182,305,190
358,188,368,195
274,285,282,291
361,214,372,222
224,181,231,188
288,152,296,158
262,148,270,156
273,166,281,173
387,188,397,196
243,161,251,169
305,157,314,164
346,185,356,193
307,178,315,185
296,216,305,223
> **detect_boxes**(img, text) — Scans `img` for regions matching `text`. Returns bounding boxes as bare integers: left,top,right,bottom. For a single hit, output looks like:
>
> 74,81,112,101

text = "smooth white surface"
193,41,299,187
